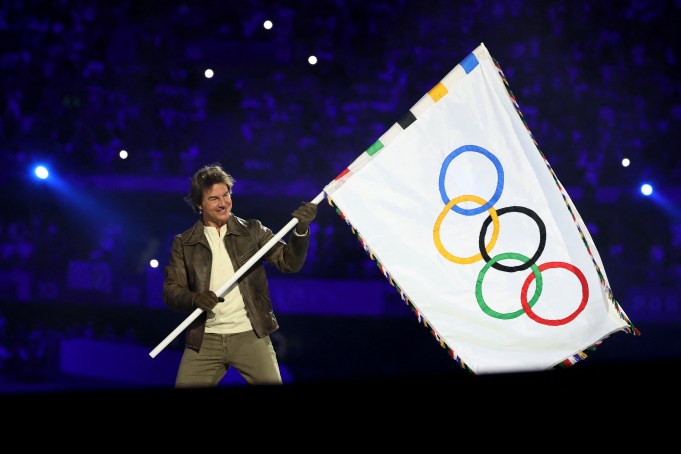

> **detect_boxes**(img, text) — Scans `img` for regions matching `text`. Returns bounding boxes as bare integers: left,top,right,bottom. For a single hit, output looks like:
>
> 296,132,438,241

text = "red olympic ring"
520,261,588,326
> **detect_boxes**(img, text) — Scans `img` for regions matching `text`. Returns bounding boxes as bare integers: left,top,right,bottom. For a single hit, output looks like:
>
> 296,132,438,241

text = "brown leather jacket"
162,214,309,352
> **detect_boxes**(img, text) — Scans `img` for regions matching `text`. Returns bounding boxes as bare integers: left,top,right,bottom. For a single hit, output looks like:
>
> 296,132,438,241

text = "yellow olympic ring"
433,194,500,264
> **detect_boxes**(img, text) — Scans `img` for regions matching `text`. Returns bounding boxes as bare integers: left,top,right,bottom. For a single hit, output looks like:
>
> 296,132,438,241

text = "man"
162,163,317,387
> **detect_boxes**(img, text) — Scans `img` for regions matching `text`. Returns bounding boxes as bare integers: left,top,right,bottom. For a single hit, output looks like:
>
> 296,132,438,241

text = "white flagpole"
149,191,326,358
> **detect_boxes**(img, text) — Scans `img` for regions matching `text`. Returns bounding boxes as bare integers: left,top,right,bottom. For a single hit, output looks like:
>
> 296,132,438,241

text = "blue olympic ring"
438,144,504,216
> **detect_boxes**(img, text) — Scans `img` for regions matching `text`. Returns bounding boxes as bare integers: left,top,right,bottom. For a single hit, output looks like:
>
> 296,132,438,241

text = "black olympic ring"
478,206,546,272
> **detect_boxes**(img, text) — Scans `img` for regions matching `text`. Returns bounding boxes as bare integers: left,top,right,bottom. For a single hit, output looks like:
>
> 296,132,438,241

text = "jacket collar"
184,214,246,245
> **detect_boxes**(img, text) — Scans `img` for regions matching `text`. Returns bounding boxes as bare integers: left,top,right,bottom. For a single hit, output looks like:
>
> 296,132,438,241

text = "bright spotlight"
308,55,318,65
119,149,128,159
149,259,159,268
205,68,214,78
263,20,273,30
621,158,630,167
640,183,653,196
34,165,49,179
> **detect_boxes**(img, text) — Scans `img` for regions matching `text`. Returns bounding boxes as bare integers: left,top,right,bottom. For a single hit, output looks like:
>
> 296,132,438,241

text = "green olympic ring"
475,252,543,320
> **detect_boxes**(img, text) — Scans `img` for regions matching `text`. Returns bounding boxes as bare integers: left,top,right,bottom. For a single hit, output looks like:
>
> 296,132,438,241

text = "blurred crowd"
1,0,679,284
1,1,677,182
1,0,680,365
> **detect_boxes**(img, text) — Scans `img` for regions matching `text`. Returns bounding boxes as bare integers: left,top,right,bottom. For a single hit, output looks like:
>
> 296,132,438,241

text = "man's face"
200,183,232,228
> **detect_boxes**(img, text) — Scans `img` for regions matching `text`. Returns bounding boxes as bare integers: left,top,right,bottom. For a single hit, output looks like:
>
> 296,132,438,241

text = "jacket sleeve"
255,220,309,273
162,235,196,313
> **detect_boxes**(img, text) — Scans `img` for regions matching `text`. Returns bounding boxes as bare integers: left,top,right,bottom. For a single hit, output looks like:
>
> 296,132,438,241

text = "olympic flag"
323,43,639,374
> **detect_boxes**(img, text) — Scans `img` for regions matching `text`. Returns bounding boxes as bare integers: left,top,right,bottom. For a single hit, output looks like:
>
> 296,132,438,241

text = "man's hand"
292,202,317,235
192,290,224,311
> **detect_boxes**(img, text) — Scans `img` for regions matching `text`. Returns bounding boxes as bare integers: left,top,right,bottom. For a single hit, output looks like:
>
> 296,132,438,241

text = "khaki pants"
175,330,282,387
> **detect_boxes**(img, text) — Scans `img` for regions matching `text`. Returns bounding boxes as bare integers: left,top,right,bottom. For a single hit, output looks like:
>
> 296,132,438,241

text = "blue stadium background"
1,0,680,403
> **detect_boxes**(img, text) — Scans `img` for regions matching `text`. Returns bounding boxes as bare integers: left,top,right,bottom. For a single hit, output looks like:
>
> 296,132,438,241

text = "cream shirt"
203,224,252,334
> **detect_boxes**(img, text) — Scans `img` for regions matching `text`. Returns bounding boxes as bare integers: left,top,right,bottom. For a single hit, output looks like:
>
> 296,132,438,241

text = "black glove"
292,202,317,235
192,290,224,311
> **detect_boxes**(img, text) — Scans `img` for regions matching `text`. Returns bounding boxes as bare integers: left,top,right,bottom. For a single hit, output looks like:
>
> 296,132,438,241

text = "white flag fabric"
323,43,639,374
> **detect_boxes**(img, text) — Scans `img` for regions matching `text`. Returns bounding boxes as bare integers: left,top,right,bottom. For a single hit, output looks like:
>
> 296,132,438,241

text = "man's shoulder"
229,214,264,231
175,219,203,243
